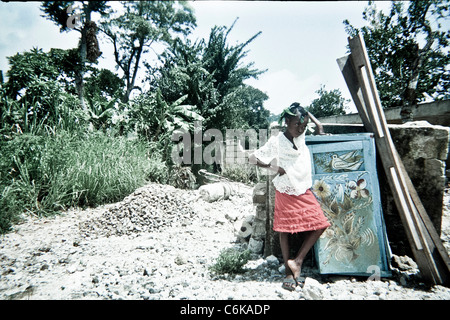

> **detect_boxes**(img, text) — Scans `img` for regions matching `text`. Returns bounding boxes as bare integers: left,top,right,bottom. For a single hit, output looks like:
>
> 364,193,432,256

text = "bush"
209,248,251,275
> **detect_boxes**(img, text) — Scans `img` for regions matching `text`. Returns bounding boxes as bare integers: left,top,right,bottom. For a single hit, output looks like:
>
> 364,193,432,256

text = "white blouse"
254,131,312,196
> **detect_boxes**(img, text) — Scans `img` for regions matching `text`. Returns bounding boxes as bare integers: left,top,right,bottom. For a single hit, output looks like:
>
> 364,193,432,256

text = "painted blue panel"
307,134,391,277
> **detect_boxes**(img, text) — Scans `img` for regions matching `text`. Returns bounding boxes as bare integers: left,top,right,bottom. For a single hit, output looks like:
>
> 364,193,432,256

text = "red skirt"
273,189,330,234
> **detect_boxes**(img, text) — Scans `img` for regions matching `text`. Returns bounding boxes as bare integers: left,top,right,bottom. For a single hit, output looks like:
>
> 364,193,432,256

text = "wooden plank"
348,34,447,283
388,167,423,250
357,36,448,284
336,55,373,133
338,51,428,273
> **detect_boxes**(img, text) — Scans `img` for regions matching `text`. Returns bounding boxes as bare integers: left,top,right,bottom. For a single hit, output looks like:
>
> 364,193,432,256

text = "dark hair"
287,102,308,118
278,102,309,125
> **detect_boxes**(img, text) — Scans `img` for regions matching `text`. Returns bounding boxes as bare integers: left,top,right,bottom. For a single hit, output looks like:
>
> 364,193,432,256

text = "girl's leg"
279,232,297,291
279,232,292,277
287,228,326,279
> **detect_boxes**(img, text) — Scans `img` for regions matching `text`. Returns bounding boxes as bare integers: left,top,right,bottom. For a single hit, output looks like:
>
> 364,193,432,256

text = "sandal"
296,276,306,288
281,277,297,291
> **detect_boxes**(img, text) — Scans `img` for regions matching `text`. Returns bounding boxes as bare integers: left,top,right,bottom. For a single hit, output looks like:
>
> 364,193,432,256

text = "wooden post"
263,173,279,258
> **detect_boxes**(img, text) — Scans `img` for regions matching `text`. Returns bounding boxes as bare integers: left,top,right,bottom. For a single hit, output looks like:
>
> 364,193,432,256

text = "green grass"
0,130,167,233
209,248,251,275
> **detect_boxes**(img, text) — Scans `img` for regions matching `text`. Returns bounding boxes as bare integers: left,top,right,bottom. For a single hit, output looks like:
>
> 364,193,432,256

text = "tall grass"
0,130,167,233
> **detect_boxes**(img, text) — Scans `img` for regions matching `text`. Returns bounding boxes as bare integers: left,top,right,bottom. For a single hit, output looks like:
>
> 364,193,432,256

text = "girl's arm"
308,112,326,135
248,153,286,175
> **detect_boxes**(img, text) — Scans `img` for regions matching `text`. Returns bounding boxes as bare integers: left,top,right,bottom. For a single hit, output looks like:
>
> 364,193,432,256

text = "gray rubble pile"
79,184,197,238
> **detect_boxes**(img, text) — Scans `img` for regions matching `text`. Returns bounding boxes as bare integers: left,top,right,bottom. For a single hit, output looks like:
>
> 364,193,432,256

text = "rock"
225,211,240,222
66,264,78,274
243,214,255,224
244,258,266,271
234,220,253,239
254,204,266,220
265,255,279,268
174,255,187,266
78,183,196,238
391,254,418,271
278,265,286,274
302,277,325,300
215,217,227,225
399,275,408,286
248,238,264,254
386,124,449,255
252,183,266,204
251,218,266,238
198,183,231,202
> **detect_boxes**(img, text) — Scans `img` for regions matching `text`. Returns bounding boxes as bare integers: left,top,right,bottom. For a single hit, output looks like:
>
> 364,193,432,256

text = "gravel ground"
1,182,449,300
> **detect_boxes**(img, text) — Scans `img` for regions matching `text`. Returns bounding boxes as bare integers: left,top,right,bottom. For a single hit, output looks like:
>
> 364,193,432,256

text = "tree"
48,48,83,96
306,85,349,118
149,37,219,126
1,46,121,132
344,0,450,122
2,48,72,124
125,88,203,164
199,20,267,130
149,20,268,132
4,48,60,100
222,84,269,130
41,1,109,108
149,37,216,106
100,1,196,103
84,68,124,103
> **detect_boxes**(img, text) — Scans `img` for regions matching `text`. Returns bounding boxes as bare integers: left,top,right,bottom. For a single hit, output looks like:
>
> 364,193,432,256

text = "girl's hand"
277,166,286,176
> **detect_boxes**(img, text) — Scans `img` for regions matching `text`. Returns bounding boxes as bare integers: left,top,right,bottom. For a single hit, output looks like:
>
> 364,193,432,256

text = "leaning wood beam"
336,55,373,133
338,55,431,278
348,39,437,282
338,33,450,286
349,34,446,284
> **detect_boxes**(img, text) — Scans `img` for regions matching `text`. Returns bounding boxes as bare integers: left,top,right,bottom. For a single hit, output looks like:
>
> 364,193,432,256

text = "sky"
0,1,395,115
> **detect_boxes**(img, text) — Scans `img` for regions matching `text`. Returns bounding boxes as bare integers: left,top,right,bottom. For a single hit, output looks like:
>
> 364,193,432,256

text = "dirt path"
1,183,449,300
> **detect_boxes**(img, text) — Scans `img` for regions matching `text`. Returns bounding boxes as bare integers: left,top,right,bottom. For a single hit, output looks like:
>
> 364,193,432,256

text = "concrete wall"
319,100,450,127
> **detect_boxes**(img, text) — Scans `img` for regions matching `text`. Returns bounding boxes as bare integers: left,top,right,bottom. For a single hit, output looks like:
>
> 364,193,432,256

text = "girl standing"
249,102,330,291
